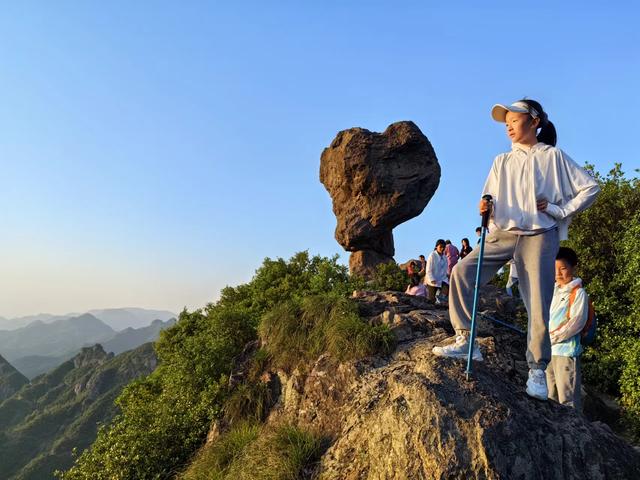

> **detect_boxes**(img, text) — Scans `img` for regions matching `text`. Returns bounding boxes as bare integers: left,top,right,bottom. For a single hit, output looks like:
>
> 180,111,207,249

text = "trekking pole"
480,312,526,336
465,194,492,381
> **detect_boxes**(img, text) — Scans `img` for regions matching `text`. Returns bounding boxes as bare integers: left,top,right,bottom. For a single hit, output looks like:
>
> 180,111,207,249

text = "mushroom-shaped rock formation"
320,121,440,277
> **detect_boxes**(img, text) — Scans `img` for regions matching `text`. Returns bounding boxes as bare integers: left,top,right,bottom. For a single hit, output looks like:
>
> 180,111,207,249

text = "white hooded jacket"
482,143,600,240
423,250,448,288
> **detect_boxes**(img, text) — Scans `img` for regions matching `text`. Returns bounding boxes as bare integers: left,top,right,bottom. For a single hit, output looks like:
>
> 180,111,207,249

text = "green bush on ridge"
369,261,408,292
563,164,640,440
59,251,395,479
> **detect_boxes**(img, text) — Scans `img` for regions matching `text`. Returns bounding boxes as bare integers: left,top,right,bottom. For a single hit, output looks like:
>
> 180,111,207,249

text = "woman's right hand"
479,198,491,215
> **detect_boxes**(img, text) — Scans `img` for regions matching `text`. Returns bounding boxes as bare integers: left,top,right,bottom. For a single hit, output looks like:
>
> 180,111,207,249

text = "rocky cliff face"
319,122,440,277
0,342,157,480
0,353,28,402
233,289,640,479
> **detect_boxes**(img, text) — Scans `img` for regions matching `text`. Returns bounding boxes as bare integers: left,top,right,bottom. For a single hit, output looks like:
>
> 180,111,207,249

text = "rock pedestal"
320,121,440,277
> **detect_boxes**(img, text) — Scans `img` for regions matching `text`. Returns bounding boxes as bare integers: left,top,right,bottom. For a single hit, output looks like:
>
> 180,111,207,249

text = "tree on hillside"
563,163,640,437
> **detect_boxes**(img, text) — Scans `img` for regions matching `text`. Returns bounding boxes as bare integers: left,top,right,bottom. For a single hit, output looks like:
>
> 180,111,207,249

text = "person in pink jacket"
444,240,460,276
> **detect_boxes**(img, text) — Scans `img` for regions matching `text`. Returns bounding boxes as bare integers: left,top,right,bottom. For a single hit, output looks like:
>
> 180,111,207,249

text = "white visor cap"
491,101,540,122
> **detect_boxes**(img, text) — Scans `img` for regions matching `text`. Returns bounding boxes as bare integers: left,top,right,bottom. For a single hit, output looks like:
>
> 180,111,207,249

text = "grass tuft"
179,422,259,480
179,423,327,480
227,424,327,480
259,293,395,371
224,381,275,423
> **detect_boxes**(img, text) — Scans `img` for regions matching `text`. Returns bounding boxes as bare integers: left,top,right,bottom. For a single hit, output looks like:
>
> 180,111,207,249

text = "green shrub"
370,261,408,292
620,339,640,435
489,266,509,289
217,251,356,321
563,164,640,440
60,252,359,479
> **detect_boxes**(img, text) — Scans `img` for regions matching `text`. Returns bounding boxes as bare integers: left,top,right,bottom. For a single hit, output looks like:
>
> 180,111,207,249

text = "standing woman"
432,99,600,400
459,238,473,259
424,239,449,303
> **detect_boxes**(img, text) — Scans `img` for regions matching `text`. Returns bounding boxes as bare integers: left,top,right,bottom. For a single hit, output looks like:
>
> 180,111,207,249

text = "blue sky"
1,1,638,318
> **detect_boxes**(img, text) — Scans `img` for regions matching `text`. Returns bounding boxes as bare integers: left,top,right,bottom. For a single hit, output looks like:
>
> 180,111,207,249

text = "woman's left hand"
536,198,548,211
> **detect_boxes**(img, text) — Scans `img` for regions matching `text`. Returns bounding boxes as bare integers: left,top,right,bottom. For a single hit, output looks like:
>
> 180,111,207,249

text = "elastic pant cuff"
456,329,470,338
529,363,547,371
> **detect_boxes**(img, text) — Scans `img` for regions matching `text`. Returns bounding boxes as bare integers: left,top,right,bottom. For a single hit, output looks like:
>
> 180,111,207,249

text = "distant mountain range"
85,308,177,331
102,318,175,355
0,307,176,331
0,314,175,378
0,343,157,480
0,314,115,361
0,313,72,331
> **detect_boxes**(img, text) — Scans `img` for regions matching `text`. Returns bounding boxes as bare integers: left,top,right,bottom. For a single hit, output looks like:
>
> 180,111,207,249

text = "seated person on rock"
406,272,427,297
424,239,449,303
547,247,589,411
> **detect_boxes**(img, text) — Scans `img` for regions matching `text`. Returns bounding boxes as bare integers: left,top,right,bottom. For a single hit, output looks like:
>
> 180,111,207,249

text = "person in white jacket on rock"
424,239,449,303
432,98,600,401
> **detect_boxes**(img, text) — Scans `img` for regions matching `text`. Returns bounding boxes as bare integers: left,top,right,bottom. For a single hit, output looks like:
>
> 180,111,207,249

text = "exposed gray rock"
73,344,113,369
264,290,640,479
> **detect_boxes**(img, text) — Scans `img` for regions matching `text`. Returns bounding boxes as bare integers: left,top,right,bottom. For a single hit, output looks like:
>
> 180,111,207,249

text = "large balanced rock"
320,121,440,277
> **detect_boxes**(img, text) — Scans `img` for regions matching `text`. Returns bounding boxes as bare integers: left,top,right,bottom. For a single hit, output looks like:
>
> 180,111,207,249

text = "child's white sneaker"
432,335,483,361
526,368,548,400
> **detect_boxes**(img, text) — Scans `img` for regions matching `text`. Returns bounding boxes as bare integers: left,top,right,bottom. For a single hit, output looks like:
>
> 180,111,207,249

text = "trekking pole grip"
481,194,493,229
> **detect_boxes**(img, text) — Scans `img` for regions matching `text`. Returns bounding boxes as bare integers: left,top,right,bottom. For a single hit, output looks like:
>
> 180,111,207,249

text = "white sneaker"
526,369,548,400
432,335,483,361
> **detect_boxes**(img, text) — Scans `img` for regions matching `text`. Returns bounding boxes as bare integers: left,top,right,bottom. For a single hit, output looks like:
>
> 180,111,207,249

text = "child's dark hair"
410,273,421,287
435,239,446,249
462,237,470,246
556,246,578,267
475,227,481,233
519,98,557,147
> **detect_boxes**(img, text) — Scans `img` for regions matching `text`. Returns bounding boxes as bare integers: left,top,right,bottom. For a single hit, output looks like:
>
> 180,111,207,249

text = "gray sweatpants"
449,228,559,370
546,355,582,411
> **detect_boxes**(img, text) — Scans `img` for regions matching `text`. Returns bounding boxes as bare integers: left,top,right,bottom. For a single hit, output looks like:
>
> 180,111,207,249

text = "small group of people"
415,98,599,410
405,237,474,304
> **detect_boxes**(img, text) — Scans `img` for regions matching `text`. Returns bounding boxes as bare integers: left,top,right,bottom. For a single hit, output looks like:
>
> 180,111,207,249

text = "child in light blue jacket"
547,247,589,410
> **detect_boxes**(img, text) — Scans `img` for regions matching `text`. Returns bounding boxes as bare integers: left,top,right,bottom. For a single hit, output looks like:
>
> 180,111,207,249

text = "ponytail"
537,119,557,146
520,99,557,146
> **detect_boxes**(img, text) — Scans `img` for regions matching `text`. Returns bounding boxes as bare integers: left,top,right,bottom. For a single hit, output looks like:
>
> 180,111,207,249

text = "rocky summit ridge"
225,287,640,479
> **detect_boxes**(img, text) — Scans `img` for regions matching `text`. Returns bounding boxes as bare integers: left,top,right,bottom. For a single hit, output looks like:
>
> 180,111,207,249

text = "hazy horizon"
2,2,638,317
0,306,178,321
